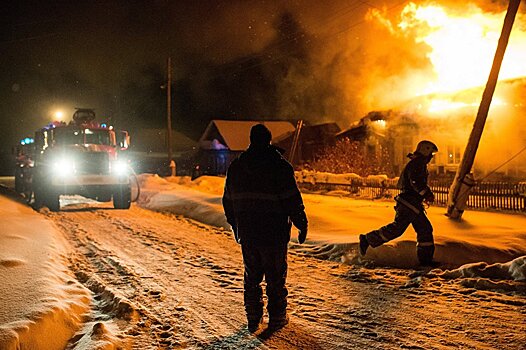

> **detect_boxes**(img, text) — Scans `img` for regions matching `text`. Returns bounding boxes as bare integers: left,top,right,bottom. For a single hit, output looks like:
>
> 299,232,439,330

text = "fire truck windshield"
53,128,112,146
84,129,111,145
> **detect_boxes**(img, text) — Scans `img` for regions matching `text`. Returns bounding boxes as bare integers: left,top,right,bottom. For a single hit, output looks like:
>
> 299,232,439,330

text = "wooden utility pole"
289,120,304,166
166,57,175,176
447,0,521,219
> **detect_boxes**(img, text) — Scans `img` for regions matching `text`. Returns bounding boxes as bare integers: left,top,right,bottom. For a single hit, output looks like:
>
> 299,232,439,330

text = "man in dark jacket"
359,140,438,266
222,124,308,333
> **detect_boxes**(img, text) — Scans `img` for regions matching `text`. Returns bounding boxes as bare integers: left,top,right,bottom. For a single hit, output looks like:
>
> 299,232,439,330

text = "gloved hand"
291,210,308,230
424,191,435,204
298,227,308,244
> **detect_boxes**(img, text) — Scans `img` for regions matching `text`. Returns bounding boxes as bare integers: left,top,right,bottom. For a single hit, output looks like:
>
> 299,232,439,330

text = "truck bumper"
52,175,130,186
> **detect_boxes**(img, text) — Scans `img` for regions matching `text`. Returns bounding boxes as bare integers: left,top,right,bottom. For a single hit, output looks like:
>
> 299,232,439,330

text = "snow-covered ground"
1,174,525,349
137,174,526,272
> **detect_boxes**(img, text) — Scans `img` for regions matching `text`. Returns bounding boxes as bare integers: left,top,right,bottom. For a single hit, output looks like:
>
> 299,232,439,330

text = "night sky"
0,0,514,174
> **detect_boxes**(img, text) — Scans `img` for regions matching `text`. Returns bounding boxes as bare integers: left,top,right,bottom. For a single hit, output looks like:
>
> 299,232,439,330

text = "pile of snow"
137,174,526,267
295,170,363,185
428,256,526,292
294,170,392,186
137,174,230,229
366,174,390,182
0,196,91,350
438,256,526,281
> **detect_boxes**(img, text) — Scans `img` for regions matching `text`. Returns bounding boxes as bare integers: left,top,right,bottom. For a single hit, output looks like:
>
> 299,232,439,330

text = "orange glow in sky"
399,2,526,95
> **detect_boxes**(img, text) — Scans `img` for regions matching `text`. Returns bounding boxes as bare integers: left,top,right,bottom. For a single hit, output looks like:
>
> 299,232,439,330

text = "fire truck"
24,108,132,211
13,137,35,196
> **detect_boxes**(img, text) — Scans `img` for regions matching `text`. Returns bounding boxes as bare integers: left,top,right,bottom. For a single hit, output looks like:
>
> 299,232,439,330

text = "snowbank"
438,256,526,281
0,196,91,350
137,174,526,266
423,256,526,293
295,170,363,185
137,174,230,229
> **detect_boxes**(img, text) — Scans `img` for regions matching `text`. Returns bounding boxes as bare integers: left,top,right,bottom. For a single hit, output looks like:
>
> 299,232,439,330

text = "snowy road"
38,200,525,350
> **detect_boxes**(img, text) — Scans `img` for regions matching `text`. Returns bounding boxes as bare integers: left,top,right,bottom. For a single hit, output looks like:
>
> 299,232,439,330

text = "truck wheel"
32,181,44,209
113,185,131,209
22,172,33,202
14,169,23,193
46,191,60,212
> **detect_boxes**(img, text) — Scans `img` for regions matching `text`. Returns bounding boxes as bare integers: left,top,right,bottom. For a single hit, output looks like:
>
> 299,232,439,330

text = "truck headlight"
112,160,129,176
53,158,75,177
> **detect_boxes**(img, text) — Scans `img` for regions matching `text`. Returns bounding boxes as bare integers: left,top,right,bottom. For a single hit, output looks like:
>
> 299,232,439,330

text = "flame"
361,3,526,173
398,2,526,95
426,96,506,113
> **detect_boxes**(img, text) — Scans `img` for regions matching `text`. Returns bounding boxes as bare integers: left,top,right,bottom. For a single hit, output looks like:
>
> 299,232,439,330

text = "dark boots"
242,243,289,332
417,244,435,266
247,317,263,333
244,286,263,332
359,234,369,256
268,314,289,331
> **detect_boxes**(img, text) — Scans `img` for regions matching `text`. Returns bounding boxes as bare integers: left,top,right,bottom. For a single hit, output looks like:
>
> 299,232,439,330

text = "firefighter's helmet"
415,140,438,156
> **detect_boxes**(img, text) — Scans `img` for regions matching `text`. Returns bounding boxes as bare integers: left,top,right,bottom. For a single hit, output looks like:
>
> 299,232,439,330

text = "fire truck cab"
13,137,35,195
30,108,132,211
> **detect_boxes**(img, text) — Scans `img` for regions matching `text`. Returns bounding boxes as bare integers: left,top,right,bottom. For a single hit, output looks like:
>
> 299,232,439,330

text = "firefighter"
222,124,308,333
359,140,438,266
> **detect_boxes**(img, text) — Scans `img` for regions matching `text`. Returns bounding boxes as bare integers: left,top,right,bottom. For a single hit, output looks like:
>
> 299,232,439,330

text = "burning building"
331,1,526,180
336,77,526,179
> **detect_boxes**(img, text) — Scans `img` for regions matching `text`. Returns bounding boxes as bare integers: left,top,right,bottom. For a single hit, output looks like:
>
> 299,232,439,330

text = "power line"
450,144,526,205
478,145,526,181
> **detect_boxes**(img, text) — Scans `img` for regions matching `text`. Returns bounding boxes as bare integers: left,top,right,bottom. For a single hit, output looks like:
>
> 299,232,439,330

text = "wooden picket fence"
297,177,526,212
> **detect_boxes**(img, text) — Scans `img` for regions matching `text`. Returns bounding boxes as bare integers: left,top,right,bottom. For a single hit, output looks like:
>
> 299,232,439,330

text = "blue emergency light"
21,137,34,145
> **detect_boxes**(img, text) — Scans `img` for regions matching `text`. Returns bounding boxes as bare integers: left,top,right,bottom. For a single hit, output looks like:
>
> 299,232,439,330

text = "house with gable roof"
273,122,341,166
193,120,295,176
129,128,197,175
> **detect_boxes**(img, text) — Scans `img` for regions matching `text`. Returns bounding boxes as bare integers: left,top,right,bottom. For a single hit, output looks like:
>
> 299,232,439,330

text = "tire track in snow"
45,205,275,349
91,210,271,348
45,208,175,348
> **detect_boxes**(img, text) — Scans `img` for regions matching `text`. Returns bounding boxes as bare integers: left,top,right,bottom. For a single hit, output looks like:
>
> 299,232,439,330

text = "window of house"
402,136,412,159
447,145,461,164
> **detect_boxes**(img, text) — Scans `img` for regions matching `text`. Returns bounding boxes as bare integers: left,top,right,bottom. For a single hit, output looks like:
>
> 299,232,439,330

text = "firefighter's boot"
417,244,435,266
359,234,369,256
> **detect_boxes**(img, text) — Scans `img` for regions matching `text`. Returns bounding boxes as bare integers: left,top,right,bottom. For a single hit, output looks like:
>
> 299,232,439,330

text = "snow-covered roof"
133,128,196,152
199,120,295,151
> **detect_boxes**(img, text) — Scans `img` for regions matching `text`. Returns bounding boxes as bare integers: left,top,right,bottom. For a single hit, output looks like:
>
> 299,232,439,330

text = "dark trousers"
241,243,288,322
364,202,435,264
